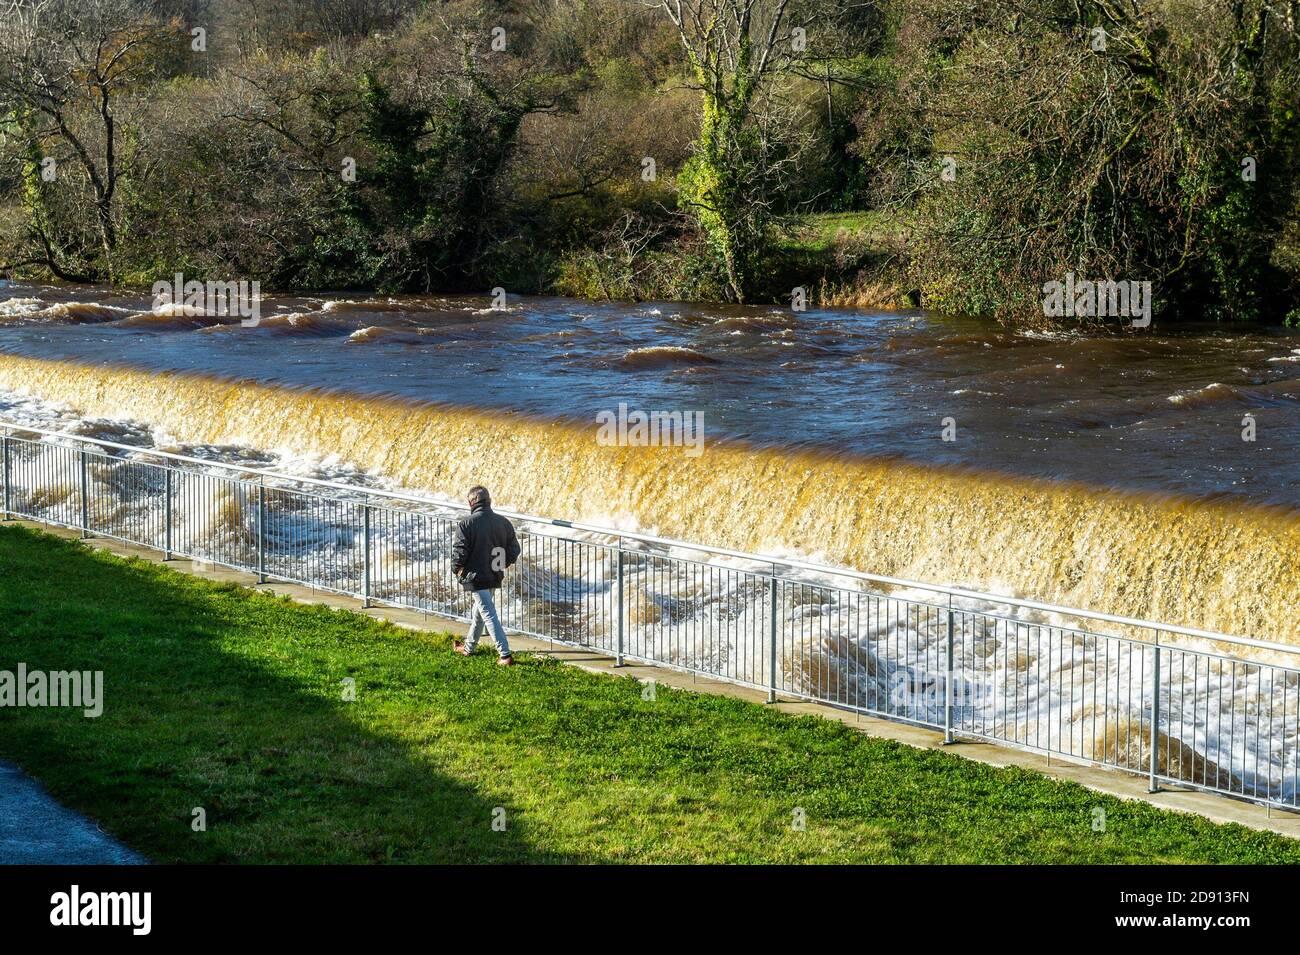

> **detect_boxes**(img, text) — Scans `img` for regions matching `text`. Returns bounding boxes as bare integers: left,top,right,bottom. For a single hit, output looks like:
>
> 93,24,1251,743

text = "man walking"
451,485,521,666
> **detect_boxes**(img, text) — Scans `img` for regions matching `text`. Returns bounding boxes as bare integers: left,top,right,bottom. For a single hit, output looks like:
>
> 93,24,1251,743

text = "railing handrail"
2,417,1291,657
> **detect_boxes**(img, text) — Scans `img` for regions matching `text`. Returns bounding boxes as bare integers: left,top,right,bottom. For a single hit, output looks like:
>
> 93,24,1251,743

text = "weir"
0,353,1298,646
3,416,1300,812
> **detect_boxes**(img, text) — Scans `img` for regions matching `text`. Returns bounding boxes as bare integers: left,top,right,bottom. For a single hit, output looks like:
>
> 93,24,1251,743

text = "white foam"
1,386,1293,799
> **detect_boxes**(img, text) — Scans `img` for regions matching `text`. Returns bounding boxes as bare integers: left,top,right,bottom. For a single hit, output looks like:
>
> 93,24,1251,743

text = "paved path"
0,760,146,864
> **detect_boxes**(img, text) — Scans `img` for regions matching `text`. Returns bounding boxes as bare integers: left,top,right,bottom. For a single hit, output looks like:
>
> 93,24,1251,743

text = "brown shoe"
453,642,472,657
497,655,515,667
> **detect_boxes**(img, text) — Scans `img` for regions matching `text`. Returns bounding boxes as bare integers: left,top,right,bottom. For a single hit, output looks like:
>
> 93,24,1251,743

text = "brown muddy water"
1,280,1299,642
2,281,1298,502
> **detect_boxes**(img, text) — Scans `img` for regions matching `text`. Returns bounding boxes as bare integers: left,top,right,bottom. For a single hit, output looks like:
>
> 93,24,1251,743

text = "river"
1,281,1299,502
5,280,1300,797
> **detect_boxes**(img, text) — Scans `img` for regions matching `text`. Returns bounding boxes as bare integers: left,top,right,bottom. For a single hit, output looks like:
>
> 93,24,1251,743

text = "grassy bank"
0,523,1296,863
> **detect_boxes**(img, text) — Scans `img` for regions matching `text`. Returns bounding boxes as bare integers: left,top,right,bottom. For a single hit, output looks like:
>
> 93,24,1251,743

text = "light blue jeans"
464,589,511,657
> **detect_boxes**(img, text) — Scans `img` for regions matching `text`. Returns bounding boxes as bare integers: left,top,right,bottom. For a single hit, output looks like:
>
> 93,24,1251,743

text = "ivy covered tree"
654,0,875,302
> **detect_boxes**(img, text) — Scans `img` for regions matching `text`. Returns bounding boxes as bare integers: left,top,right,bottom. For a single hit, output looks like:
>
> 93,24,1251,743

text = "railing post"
256,478,266,584
362,503,372,608
1149,631,1161,793
2,434,10,520
163,468,173,560
944,598,955,744
767,568,778,704
79,448,90,538
615,540,624,666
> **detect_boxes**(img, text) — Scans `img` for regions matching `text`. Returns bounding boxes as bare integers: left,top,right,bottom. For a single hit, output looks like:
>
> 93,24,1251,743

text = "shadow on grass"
0,524,572,863
5,525,1300,864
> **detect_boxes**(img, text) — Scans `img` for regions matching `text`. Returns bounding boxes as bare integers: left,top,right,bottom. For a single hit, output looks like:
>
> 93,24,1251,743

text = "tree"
0,0,177,280
207,1,576,290
870,0,1300,322
652,0,871,302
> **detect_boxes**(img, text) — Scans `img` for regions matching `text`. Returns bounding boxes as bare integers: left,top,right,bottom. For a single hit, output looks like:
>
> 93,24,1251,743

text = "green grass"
1,522,1297,863
781,211,882,253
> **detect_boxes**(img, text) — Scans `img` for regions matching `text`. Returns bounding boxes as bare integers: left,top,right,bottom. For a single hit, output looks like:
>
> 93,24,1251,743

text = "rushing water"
4,280,1300,798
2,282,1300,504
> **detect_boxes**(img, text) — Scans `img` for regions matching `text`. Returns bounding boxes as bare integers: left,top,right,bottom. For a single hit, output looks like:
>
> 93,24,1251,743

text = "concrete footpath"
13,518,1300,842
0,760,146,864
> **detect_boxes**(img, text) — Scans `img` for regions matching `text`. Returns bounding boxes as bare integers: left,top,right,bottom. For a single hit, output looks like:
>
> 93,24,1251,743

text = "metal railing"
3,419,1299,811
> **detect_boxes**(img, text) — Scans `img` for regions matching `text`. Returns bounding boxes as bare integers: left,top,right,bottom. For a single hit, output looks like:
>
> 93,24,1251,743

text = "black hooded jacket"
451,502,521,591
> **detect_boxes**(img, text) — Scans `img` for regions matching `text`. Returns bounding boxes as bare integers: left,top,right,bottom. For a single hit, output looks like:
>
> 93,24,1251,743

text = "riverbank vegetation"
3,522,1300,863
0,0,1298,322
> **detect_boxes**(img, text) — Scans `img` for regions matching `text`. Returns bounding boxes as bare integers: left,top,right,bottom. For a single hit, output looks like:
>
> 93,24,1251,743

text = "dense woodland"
1,0,1298,322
